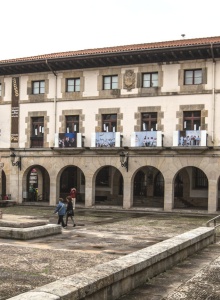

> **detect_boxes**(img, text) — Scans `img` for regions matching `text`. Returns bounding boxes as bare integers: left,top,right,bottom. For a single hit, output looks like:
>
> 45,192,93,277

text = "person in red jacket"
70,187,77,201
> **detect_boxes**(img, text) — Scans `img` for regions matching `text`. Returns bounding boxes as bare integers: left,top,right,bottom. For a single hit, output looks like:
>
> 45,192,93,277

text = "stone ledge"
0,220,48,228
8,227,215,300
0,224,62,240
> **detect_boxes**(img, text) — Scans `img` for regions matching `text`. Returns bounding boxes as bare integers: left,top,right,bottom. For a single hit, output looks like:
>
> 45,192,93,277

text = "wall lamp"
119,151,129,172
10,152,21,170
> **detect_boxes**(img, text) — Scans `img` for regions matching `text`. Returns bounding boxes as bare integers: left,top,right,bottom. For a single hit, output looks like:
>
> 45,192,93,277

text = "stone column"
208,179,218,213
50,175,57,206
85,176,94,207
164,178,173,211
123,177,133,209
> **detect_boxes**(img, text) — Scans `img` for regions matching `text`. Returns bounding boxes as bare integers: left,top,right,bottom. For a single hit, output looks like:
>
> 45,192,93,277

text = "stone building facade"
0,36,220,213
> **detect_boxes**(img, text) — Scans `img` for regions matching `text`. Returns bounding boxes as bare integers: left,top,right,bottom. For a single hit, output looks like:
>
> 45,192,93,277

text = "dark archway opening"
95,166,123,206
133,167,164,208
174,167,208,210
26,166,50,202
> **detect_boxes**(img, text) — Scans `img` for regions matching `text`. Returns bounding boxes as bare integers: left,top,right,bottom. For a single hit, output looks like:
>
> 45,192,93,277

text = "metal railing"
206,215,220,242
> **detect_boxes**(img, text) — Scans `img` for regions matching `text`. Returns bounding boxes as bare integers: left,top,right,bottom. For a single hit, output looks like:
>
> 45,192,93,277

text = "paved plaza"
0,205,219,299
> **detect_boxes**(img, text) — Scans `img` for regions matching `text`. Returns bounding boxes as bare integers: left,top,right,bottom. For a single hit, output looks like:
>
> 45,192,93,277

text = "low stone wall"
0,224,62,240
9,227,214,300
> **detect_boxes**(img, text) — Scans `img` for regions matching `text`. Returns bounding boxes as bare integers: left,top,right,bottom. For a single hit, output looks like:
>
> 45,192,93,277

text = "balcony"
173,130,207,147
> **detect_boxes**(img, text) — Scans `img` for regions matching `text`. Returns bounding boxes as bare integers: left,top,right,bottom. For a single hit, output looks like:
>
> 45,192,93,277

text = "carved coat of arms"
124,70,135,91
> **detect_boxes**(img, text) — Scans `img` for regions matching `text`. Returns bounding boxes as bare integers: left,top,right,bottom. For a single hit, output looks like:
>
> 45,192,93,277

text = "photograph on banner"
58,133,77,148
178,130,201,146
135,131,157,147
96,132,116,147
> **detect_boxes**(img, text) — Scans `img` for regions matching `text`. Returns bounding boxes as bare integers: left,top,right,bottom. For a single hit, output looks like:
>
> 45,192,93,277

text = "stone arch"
132,165,164,208
56,165,85,205
173,166,208,210
22,165,50,202
93,165,123,206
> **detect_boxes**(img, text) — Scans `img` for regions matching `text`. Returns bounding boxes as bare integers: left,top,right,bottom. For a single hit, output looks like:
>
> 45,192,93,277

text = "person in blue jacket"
54,198,67,228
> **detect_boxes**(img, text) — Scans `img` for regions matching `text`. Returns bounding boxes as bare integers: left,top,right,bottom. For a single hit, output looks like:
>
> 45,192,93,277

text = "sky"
1,0,220,60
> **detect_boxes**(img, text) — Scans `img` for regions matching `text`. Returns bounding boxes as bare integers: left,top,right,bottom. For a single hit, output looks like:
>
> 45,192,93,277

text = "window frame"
66,78,80,92
183,111,201,130
193,168,208,189
30,117,44,148
65,115,79,133
184,69,202,85
32,80,45,94
141,112,157,131
142,72,158,88
102,114,117,132
103,75,118,90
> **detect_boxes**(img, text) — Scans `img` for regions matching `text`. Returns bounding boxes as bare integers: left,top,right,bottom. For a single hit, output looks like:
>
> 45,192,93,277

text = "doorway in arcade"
59,166,85,203
27,166,50,202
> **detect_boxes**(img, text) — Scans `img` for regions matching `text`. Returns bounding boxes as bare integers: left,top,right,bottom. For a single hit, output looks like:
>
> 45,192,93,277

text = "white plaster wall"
161,64,180,93
20,76,28,100
206,61,214,90
83,70,99,97
56,93,213,147
57,73,62,98
215,61,220,89
4,77,11,101
0,105,11,147
48,74,55,98
213,93,220,145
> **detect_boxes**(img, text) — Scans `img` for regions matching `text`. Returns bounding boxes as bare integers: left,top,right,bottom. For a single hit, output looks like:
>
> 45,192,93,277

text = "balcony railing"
131,131,163,147
30,136,43,148
173,130,207,147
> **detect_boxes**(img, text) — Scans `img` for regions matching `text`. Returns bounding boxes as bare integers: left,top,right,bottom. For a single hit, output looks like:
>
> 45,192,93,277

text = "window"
96,167,110,186
102,114,117,132
103,75,118,90
66,78,80,92
0,83,1,96
193,168,208,188
31,117,44,147
142,72,158,87
66,115,79,133
32,81,45,94
142,112,157,131
183,111,201,130
184,69,202,85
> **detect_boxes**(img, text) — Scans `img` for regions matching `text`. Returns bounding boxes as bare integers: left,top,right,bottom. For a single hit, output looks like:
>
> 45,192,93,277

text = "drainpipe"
45,60,57,146
210,43,216,144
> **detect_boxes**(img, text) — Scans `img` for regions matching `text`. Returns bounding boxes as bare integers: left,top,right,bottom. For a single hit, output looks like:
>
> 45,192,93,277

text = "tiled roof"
1,36,220,64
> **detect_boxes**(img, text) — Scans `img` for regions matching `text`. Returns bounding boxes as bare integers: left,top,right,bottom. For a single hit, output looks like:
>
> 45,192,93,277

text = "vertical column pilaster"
164,178,173,211
208,179,218,213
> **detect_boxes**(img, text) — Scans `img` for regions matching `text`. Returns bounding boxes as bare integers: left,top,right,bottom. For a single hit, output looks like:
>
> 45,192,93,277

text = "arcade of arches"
1,162,220,213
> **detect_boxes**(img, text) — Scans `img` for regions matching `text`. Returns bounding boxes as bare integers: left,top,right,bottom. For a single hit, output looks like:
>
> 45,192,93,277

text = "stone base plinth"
0,224,62,240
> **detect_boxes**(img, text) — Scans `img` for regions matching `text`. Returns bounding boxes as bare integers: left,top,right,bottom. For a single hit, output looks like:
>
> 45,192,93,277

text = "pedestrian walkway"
0,207,218,299
119,241,220,299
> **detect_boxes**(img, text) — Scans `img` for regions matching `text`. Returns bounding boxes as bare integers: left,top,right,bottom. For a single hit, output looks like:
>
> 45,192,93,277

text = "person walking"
54,198,67,228
65,196,75,227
